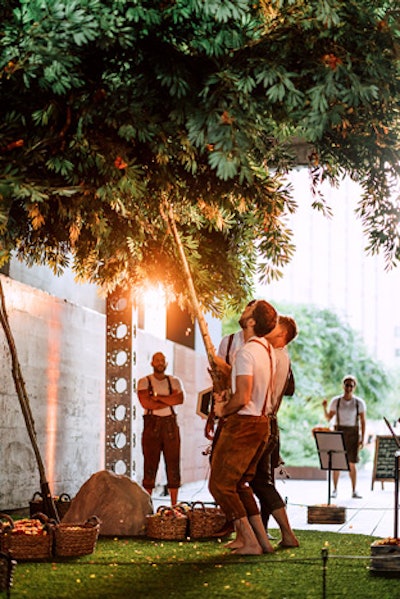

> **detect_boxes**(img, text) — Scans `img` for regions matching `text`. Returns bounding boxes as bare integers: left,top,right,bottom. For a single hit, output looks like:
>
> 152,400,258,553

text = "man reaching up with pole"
209,300,277,555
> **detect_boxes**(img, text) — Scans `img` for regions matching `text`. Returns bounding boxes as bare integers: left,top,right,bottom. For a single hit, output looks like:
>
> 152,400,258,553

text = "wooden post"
0,279,59,522
163,203,230,438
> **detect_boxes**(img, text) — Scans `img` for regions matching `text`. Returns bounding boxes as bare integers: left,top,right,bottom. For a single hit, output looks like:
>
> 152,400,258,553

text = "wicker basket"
54,516,100,557
29,491,72,520
146,506,188,540
187,501,228,539
0,513,54,561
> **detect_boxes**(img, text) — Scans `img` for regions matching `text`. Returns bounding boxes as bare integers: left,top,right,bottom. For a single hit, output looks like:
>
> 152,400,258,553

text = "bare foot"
224,539,243,549
279,537,299,548
231,542,263,555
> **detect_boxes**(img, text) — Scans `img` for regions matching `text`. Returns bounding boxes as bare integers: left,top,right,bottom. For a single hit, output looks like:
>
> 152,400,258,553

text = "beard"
153,365,166,375
238,315,247,329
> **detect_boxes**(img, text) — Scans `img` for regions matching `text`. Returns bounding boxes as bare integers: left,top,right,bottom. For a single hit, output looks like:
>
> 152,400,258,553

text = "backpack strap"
272,362,294,416
225,333,234,365
283,366,295,396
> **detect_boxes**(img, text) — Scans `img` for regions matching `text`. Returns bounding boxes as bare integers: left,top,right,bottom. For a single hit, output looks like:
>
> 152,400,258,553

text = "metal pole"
321,547,328,599
394,451,400,538
327,451,332,506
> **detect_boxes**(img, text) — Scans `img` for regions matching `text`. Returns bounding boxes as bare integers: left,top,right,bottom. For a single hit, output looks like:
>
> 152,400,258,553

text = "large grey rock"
62,470,153,536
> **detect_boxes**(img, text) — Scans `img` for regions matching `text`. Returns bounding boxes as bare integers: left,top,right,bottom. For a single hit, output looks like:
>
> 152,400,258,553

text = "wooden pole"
166,205,217,366
0,278,59,521
163,204,230,439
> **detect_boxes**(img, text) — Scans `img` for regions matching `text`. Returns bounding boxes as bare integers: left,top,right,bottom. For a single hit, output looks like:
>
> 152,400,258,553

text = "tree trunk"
0,278,59,521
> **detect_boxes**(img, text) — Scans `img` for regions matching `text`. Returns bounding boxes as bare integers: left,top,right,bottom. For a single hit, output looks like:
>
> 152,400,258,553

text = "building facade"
259,167,400,368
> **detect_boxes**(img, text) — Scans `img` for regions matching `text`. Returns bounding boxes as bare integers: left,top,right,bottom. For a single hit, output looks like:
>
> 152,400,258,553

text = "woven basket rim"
0,512,54,560
54,518,100,557
146,510,188,540
56,521,100,531
0,532,53,560
186,504,227,539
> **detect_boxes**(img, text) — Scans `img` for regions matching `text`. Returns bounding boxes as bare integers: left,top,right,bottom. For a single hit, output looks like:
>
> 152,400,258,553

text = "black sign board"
371,435,400,489
196,388,213,419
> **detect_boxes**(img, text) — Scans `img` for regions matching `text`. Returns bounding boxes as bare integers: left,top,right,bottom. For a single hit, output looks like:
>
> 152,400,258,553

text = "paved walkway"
153,465,398,539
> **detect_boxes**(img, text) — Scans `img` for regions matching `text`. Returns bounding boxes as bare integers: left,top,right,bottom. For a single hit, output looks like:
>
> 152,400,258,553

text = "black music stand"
314,430,349,505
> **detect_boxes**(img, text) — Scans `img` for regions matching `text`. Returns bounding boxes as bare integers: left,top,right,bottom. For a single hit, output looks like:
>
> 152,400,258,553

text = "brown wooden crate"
307,505,346,524
370,541,400,574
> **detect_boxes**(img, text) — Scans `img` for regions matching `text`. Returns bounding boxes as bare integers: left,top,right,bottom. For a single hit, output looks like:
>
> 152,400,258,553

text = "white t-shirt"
137,374,184,417
233,336,276,416
328,395,366,426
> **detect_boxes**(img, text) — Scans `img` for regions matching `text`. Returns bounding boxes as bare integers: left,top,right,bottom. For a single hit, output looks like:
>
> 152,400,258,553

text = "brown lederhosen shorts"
142,414,181,490
335,425,359,463
209,413,270,521
250,416,286,516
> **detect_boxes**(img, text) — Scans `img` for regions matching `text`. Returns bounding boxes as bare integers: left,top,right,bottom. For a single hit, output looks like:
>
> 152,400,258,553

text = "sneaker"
331,489,337,498
352,491,362,499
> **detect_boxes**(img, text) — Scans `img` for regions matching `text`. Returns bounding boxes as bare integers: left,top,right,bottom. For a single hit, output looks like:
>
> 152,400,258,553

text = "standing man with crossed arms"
137,352,185,506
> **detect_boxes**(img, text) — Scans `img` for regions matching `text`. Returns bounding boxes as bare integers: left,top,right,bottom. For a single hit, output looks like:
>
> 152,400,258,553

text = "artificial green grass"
6,529,400,599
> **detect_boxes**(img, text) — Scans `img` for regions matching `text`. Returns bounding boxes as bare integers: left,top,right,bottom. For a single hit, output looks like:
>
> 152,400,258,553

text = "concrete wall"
7,259,105,314
0,275,212,510
0,275,106,509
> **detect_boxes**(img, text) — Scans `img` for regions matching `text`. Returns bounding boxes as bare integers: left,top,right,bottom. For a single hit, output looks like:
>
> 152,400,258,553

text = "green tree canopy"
1,0,399,314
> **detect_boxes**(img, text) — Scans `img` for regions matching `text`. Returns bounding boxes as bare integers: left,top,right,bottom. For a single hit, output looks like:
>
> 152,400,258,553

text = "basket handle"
190,501,206,511
30,491,43,502
30,511,50,522
174,502,191,513
85,515,101,527
0,513,14,532
157,506,184,519
174,504,190,516
58,493,71,502
156,505,170,514
31,512,56,532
